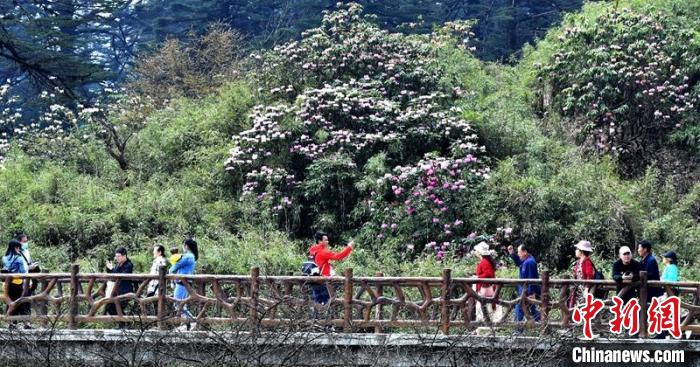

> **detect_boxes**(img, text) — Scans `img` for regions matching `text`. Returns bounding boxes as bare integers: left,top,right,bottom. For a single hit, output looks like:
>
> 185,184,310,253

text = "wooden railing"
2,266,699,337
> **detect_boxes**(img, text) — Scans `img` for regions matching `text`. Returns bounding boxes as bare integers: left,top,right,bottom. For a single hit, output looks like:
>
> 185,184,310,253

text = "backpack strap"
590,258,603,278
19,251,30,266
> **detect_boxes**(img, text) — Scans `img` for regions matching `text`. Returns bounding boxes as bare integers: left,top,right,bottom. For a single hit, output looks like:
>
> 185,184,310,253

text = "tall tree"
443,0,583,60
0,1,140,101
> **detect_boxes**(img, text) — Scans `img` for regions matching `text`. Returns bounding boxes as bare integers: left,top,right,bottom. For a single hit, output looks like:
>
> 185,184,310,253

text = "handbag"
479,285,495,298
105,281,116,297
591,262,608,299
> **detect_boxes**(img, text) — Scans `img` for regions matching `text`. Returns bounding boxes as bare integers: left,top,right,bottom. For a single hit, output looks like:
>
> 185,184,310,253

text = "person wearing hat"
472,242,501,323
612,246,640,303
473,242,496,293
661,251,680,282
569,240,596,308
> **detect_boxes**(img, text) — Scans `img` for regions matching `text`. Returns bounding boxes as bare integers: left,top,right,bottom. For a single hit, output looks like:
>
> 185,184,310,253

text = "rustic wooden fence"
1,266,698,337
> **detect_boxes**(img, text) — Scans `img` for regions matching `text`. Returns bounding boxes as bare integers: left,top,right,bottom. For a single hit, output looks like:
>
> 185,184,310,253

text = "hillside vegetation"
0,1,697,279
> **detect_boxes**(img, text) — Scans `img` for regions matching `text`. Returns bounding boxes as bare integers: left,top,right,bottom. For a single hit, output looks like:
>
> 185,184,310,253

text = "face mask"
21,242,29,251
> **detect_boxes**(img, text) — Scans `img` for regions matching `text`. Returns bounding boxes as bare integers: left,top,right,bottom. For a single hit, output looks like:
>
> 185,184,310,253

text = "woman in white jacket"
146,245,167,297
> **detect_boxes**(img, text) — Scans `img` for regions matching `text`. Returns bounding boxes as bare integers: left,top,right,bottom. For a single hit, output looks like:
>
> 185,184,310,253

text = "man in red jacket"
309,232,353,277
308,232,353,305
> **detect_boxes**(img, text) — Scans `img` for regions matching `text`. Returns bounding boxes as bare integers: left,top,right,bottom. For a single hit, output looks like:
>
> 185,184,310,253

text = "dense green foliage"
0,1,697,281
0,83,301,275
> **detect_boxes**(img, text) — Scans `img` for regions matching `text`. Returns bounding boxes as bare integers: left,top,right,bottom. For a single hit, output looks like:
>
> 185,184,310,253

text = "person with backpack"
306,231,353,305
569,240,597,308
16,232,39,274
3,239,30,329
302,253,327,307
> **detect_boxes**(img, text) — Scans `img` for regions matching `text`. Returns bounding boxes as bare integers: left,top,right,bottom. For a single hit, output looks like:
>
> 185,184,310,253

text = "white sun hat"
574,240,593,252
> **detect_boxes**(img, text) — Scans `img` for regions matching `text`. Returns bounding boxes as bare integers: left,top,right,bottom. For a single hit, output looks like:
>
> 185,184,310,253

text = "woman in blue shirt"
661,251,680,282
3,239,29,328
170,238,198,329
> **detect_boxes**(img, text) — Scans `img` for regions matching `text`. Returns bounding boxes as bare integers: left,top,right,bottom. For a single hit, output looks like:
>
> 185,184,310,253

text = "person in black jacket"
612,246,640,303
105,247,134,329
637,240,664,301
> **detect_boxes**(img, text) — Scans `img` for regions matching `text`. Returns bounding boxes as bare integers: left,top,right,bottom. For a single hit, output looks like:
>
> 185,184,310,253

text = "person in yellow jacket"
169,247,182,265
168,247,182,290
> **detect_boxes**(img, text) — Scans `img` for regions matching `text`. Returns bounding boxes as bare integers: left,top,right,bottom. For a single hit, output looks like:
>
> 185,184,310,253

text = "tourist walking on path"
612,246,640,303
507,244,541,323
170,238,198,329
307,232,353,305
568,240,596,308
3,239,30,329
16,232,40,321
105,247,134,329
16,232,39,274
147,245,168,297
637,240,664,301
472,242,501,322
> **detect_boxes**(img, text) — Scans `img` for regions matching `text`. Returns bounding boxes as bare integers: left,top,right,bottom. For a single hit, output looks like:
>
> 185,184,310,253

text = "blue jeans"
514,303,541,322
312,284,330,304
174,283,194,321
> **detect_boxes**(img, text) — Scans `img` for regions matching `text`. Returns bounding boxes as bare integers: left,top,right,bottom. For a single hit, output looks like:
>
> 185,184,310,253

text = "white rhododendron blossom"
0,81,152,167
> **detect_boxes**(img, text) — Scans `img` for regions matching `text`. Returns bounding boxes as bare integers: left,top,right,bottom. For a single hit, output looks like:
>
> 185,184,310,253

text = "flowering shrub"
0,83,82,166
356,152,490,259
538,9,699,175
0,76,154,171
226,4,490,260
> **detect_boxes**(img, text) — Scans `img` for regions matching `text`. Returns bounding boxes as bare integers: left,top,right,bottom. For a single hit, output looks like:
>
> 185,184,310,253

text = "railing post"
39,269,49,328
69,264,79,329
541,270,550,328
374,272,383,334
284,271,294,302
250,267,260,331
343,268,353,332
559,274,572,328
157,265,167,330
639,271,648,338
441,268,452,335
692,285,700,331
